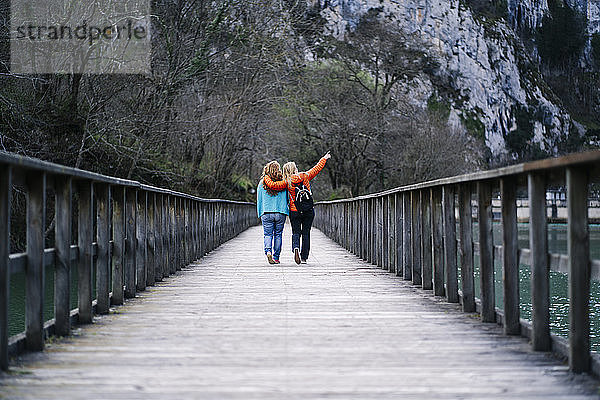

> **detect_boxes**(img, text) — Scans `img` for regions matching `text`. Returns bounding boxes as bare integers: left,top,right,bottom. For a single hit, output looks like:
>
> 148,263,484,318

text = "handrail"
317,150,600,203
0,151,257,370
314,150,600,376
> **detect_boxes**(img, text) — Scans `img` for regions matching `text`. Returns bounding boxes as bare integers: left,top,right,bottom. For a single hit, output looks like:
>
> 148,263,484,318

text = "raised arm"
263,175,288,190
306,152,331,181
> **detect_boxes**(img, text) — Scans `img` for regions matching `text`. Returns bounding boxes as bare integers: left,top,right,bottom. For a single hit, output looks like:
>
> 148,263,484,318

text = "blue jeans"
262,212,286,260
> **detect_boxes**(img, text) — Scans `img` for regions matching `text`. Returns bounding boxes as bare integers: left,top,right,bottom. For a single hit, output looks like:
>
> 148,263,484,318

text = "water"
8,264,94,337
468,223,600,352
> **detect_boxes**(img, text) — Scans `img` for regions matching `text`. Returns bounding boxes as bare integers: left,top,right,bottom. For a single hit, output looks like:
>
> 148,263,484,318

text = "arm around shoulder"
263,176,288,190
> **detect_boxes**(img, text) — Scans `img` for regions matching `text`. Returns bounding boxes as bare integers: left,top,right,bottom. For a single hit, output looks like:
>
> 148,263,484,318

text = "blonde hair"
282,162,298,188
261,161,283,196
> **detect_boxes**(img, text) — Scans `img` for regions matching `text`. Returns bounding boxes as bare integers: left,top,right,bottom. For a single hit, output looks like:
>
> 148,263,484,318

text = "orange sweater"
264,157,328,212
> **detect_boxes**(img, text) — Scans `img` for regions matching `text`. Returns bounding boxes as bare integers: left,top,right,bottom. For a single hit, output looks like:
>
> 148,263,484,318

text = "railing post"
146,192,155,286
154,194,163,282
477,181,495,322
395,194,403,277
77,180,94,324
0,166,11,370
162,195,169,278
26,172,46,351
111,186,125,305
382,196,389,270
54,176,72,335
192,201,198,260
388,195,396,274
170,196,177,273
136,190,147,291
411,190,422,286
200,202,205,257
366,200,371,263
183,199,189,264
402,192,412,280
501,176,520,335
174,197,181,270
567,167,590,373
443,185,458,303
431,188,444,296
421,190,433,290
372,198,377,264
125,188,137,298
529,172,550,351
361,200,367,261
351,202,356,255
458,183,475,313
96,183,111,315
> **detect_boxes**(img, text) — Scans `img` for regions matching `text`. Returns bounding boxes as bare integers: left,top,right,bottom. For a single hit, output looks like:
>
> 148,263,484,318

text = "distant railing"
0,152,257,370
314,151,600,376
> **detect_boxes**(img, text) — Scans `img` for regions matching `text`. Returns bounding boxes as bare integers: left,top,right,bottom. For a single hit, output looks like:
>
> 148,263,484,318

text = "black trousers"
289,209,315,260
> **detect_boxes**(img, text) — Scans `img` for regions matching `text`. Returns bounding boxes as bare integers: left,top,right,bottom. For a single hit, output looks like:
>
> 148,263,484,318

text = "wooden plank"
528,173,550,351
125,188,137,298
25,172,46,351
77,181,94,324
566,167,590,373
111,187,125,305
136,191,146,292
0,166,10,370
431,188,444,297
501,177,520,335
443,185,458,303
95,184,110,315
421,190,432,290
458,183,475,312
411,191,422,286
477,181,494,322
402,192,412,280
54,177,72,335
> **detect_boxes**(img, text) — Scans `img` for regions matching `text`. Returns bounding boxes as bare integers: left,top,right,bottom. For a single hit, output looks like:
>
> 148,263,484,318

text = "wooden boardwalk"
1,226,599,399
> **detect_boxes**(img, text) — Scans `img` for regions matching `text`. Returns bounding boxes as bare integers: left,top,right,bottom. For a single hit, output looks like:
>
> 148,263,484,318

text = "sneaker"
273,259,281,264
301,259,307,264
266,252,275,264
294,248,301,265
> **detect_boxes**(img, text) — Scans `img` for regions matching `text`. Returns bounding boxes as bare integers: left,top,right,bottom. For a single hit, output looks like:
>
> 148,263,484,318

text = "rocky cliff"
311,0,599,160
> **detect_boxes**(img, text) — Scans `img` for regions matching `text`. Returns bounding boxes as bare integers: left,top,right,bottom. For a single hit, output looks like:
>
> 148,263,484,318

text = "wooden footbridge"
1,151,600,398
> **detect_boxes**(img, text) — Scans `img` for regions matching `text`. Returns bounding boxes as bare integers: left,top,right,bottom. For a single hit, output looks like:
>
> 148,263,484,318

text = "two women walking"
256,152,331,265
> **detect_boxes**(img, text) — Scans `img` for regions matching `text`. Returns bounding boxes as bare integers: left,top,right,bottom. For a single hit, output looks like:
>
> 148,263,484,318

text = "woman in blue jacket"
257,161,289,264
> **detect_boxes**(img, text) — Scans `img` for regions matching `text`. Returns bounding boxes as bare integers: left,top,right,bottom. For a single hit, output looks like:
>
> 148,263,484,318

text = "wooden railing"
0,152,257,370
314,151,600,376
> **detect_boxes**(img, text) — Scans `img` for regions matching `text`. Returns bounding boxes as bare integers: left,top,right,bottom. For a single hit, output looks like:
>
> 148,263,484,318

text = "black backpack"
293,181,314,212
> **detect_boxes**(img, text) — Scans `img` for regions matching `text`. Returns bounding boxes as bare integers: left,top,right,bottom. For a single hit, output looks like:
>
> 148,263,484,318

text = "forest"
0,0,597,202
